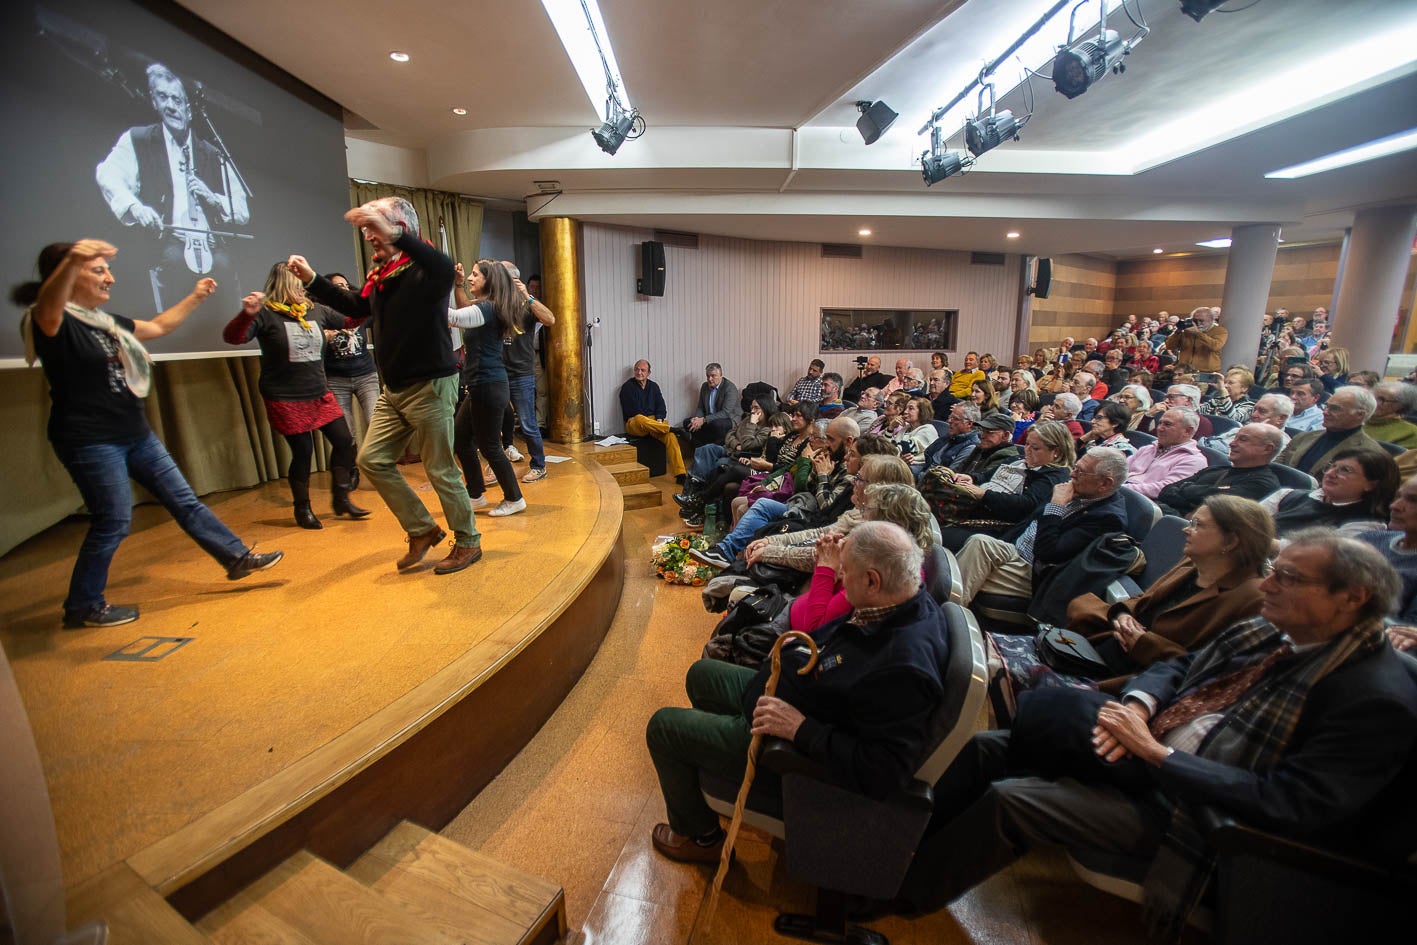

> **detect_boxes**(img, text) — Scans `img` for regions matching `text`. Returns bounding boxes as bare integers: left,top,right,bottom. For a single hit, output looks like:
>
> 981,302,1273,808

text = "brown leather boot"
433,542,483,575
396,527,446,570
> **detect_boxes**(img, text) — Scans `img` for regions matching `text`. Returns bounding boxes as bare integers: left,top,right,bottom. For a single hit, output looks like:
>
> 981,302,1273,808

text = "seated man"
882,357,915,396
841,387,881,428
843,355,892,403
1138,384,1214,439
684,362,743,447
1202,392,1293,457
1286,377,1326,433
816,371,846,419
950,411,1021,483
948,351,987,400
1070,372,1101,422
619,359,686,479
785,358,825,406
954,448,1130,605
921,403,981,475
646,521,950,862
1278,385,1382,475
1124,408,1207,499
1156,422,1284,516
892,533,1417,938
1365,381,1417,449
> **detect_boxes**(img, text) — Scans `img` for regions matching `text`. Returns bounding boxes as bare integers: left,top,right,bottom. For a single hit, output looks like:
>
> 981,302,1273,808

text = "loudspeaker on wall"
1031,256,1052,300
638,241,666,296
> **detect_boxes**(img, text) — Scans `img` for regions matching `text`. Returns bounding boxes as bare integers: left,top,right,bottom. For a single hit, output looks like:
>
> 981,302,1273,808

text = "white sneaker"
489,498,527,517
505,446,524,462
522,467,548,483
470,496,489,511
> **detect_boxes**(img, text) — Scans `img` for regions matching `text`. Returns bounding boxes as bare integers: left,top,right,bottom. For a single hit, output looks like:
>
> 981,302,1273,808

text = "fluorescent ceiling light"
1196,237,1284,249
540,0,631,113
1265,128,1417,179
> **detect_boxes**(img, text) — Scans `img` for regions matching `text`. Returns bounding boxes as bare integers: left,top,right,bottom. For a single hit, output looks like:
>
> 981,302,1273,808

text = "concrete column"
1219,224,1281,372
1330,205,1417,374
539,217,587,443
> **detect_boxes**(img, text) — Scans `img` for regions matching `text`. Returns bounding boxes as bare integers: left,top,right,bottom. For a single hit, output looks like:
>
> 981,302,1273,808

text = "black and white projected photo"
0,0,354,360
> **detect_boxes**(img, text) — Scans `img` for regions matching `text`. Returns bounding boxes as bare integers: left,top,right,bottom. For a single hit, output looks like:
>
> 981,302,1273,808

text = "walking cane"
698,630,820,939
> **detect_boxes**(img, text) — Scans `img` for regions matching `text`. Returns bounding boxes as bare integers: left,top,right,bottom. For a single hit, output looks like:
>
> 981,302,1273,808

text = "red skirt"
266,391,344,436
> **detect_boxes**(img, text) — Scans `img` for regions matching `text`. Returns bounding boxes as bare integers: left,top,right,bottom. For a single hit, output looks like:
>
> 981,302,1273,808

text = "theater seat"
1206,415,1240,436
923,545,962,605
1270,463,1318,490
698,603,988,945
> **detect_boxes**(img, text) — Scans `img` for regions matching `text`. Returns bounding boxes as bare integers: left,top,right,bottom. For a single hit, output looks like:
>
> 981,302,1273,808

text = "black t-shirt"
232,304,346,401
32,311,149,445
502,305,539,377
324,322,375,377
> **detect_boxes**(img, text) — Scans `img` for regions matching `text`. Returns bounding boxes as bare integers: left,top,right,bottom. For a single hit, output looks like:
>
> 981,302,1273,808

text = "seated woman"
867,390,910,439
897,396,938,474
727,419,826,525
675,408,796,527
743,447,913,574
1078,400,1136,457
1126,340,1160,375
789,483,937,633
1009,388,1039,444
935,420,1074,551
1110,383,1153,429
1356,477,1417,651
683,396,771,484
1316,345,1351,393
1201,366,1256,422
1260,447,1399,542
989,495,1272,709
969,378,999,414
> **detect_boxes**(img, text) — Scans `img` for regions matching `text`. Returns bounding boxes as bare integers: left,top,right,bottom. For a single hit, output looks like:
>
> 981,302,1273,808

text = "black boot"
291,478,322,529
332,467,371,518
672,490,705,512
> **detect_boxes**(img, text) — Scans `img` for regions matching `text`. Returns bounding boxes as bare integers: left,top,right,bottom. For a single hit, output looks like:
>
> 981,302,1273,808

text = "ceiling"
176,0,1417,259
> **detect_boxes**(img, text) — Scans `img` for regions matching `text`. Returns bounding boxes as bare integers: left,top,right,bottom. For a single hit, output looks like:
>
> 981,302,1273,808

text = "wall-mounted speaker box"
1033,256,1052,300
638,240,666,296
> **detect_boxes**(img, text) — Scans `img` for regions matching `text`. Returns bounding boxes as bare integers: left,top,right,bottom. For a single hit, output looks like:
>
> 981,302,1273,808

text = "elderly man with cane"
644,521,950,862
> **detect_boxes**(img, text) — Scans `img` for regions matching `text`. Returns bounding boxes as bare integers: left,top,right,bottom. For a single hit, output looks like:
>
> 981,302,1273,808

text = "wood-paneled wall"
1114,243,1341,322
1027,254,1119,351
579,225,1023,431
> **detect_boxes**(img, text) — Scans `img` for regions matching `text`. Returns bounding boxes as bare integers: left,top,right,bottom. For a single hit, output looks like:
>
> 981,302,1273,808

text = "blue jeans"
507,373,546,469
53,431,250,613
689,444,726,481
717,498,788,558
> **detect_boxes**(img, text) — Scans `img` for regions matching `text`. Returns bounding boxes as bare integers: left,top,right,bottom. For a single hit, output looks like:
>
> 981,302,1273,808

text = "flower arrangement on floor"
651,533,718,586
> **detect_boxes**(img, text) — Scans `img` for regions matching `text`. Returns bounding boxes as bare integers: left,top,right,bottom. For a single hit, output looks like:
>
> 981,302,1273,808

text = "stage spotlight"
922,149,969,185
592,111,634,154
855,100,898,145
1054,29,1127,99
965,109,1020,157
1179,0,1229,22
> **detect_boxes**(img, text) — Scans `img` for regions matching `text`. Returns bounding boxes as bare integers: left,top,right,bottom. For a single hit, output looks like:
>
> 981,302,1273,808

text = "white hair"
1053,392,1082,418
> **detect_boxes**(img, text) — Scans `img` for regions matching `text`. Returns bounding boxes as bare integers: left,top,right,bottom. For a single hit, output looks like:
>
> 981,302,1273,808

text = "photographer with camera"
843,354,891,403
1162,305,1227,375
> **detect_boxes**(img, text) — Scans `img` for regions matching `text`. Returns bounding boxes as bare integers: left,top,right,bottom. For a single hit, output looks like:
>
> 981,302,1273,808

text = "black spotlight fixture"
965,109,1020,157
1054,29,1127,99
855,99,898,145
592,110,634,155
1180,0,1230,22
920,123,972,186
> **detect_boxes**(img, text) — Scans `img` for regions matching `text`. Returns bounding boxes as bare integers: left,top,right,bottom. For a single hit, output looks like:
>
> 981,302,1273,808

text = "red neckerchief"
361,252,414,297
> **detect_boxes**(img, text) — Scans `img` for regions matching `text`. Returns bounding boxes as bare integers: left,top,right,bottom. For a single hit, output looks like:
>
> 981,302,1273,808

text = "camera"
855,356,869,366
1175,318,1196,331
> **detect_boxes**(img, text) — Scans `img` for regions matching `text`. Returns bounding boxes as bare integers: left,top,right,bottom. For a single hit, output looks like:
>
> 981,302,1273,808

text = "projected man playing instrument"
95,62,249,310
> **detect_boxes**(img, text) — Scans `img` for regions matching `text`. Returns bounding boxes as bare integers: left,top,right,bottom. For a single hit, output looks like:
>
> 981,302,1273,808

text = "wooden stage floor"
0,448,623,905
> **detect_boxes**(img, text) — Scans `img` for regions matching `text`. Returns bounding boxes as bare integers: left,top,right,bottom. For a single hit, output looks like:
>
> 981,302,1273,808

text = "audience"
684,362,742,447
1277,385,1380,475
1201,366,1256,422
970,378,999,414
1260,447,1399,540
1356,476,1417,630
843,355,893,403
1078,400,1136,457
1137,384,1214,438
785,358,825,406
948,351,986,399
1123,408,1206,499
1047,392,1085,438
1156,422,1284,515
922,402,980,474
1110,384,1152,429
934,420,1074,550
945,411,1020,484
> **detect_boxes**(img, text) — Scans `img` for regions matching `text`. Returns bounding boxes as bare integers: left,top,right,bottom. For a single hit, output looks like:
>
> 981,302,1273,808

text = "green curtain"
1,180,484,557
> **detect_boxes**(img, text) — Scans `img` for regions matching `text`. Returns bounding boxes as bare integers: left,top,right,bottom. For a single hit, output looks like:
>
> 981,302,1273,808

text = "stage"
0,446,624,915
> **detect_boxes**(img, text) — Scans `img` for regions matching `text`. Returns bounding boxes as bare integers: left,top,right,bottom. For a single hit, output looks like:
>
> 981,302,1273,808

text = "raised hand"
69,239,118,262
241,291,265,315
191,278,218,300
286,255,315,282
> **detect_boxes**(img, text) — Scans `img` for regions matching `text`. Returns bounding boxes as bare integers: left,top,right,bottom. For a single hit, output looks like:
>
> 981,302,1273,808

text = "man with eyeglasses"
1285,377,1326,433
1278,385,1383,475
1123,408,1207,499
1156,423,1285,516
1200,392,1295,458
841,387,882,429
889,532,1417,936
1364,382,1417,449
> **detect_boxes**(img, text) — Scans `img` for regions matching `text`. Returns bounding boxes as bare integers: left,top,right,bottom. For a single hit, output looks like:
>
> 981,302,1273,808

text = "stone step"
603,462,650,486
346,821,566,945
68,862,211,945
621,482,663,510
197,850,452,945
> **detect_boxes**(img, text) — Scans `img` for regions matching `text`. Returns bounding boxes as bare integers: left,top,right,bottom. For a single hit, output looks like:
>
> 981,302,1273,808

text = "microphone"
190,80,207,114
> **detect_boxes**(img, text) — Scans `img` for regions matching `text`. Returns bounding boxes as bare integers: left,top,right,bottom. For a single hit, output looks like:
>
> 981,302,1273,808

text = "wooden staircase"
68,822,566,945
582,442,661,509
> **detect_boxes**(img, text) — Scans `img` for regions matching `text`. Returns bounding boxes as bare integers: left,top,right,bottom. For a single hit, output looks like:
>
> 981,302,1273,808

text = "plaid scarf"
1141,615,1387,939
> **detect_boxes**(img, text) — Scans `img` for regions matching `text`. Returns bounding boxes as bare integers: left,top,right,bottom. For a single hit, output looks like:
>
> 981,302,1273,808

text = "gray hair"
1169,407,1201,433
1053,392,1082,418
811,419,830,438
844,520,924,597
705,362,723,374
500,260,521,279
1284,529,1401,622
861,387,882,406
1169,384,1202,406
1335,384,1378,422
146,63,183,93
371,196,420,236
1074,372,1097,388
823,371,844,390
954,403,981,423
861,484,935,551
1377,381,1417,415
1246,423,1285,456
1087,447,1130,489
1259,392,1294,420
1120,384,1152,411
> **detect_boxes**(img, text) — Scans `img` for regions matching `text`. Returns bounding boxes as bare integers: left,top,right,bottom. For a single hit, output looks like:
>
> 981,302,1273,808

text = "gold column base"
539,217,586,443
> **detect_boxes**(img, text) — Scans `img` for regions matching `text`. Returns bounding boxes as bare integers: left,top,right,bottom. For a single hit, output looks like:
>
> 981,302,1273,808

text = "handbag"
1035,624,1112,678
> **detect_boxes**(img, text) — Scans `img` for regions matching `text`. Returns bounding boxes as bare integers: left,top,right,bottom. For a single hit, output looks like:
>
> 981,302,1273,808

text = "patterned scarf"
21,303,154,397
1141,614,1387,940
360,253,414,297
265,299,311,330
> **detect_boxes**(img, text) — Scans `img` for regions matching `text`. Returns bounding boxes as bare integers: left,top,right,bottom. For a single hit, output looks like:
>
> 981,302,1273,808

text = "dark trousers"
283,415,356,502
687,416,733,448
455,378,523,501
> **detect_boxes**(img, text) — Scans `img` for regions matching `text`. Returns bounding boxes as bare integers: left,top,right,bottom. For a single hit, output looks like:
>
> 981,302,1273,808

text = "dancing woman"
14,240,282,628
223,262,369,528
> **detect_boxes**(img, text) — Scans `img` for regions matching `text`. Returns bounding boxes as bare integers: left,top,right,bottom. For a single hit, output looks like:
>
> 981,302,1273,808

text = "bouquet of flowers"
651,533,718,586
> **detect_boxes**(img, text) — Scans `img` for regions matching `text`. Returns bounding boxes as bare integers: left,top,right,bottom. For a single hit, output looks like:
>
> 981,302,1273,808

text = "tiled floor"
441,475,1175,944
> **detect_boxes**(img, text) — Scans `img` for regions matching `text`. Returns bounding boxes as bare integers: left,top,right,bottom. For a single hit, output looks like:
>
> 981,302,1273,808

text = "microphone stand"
192,89,253,214
585,318,599,438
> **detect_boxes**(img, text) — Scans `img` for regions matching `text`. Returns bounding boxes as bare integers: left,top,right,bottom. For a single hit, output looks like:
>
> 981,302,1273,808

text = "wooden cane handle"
766,631,819,696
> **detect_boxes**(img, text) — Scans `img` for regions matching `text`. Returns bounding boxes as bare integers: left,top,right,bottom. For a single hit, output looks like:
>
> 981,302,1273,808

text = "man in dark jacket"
844,355,893,404
921,403,981,475
1156,422,1285,516
951,412,1020,483
646,522,950,863
955,448,1130,604
684,362,743,447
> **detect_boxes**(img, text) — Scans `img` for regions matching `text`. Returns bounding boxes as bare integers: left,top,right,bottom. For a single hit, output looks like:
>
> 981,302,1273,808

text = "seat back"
1118,486,1161,540
1377,440,1407,457
915,603,990,784
1199,445,1233,468
923,545,963,605
1138,515,1190,587
1270,463,1318,490
929,419,950,441
1207,415,1240,435
1124,429,1156,449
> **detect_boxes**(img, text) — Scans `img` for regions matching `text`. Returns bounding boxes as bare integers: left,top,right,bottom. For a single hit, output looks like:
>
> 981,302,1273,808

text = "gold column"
540,217,587,443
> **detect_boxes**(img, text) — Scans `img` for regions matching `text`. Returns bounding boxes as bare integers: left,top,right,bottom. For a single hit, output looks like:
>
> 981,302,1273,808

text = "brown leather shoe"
396,527,446,570
433,542,482,575
651,823,725,864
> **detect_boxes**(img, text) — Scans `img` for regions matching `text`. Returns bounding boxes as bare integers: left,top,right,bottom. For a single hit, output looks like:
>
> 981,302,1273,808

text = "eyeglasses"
1269,567,1329,589
1182,516,1213,531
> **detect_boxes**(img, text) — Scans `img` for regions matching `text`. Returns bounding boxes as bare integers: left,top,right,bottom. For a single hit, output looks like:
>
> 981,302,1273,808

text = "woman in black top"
224,262,369,528
14,240,282,629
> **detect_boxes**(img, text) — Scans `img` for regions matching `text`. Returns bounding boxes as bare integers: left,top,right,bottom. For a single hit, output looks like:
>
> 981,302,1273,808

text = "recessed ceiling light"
451,107,467,116
1197,236,1285,249
1006,231,1020,239
389,51,410,62
1265,128,1417,180
858,228,872,236
1153,248,1164,254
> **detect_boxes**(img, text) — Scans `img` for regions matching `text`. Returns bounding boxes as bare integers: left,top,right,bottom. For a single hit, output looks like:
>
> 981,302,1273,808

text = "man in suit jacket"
1278,385,1382,475
683,362,742,447
954,447,1131,604
891,533,1417,933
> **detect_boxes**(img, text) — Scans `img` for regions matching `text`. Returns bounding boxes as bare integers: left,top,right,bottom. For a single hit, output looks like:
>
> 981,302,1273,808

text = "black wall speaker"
1032,256,1052,300
638,240,666,296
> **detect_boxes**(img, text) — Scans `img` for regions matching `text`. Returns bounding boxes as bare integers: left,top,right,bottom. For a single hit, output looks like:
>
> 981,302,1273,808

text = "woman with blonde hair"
1316,345,1350,393
225,261,367,528
1202,366,1256,422
937,419,1074,550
